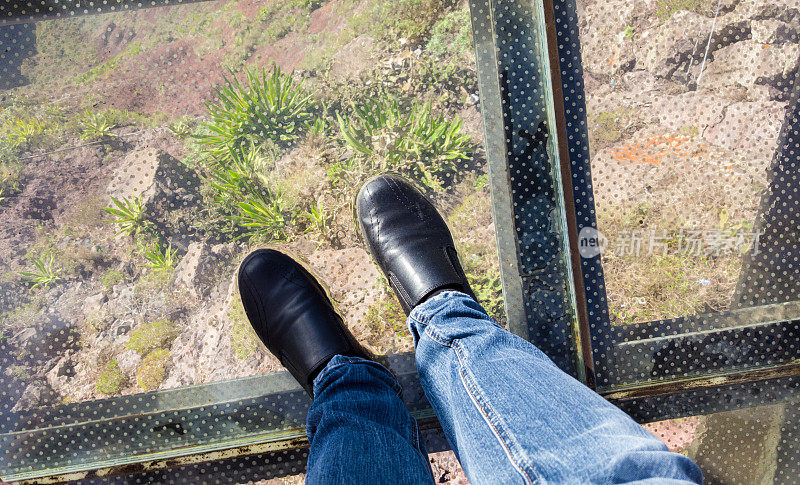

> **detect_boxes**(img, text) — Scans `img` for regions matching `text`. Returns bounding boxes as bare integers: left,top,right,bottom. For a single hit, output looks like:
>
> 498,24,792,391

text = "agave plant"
80,110,118,141
142,243,179,271
196,66,313,159
238,188,287,240
20,255,61,290
103,196,148,236
7,118,46,148
337,94,472,188
199,143,291,241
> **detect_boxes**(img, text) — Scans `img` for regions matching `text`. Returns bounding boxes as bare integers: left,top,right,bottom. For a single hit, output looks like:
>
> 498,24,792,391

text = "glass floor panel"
1,0,799,482
0,0,497,479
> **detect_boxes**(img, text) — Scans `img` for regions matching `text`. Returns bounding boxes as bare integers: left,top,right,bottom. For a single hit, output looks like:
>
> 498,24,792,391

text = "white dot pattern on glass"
0,0,487,481
0,0,798,482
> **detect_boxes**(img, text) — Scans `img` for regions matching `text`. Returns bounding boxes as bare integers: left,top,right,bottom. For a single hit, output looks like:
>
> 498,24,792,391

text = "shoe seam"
451,340,541,485
386,175,423,221
390,271,413,309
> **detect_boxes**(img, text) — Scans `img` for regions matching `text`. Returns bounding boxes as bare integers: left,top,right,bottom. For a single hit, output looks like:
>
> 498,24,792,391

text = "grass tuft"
196,66,314,160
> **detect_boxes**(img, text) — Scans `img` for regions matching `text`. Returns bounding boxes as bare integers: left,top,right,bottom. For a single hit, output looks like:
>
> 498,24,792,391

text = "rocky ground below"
0,0,797,482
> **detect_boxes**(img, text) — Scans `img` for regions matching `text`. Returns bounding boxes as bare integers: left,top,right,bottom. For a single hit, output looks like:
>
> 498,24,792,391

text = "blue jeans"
306,291,702,484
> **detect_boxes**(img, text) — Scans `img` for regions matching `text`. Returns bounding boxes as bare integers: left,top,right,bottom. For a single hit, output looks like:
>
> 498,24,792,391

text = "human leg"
409,290,702,484
237,249,433,485
355,174,702,484
306,355,434,484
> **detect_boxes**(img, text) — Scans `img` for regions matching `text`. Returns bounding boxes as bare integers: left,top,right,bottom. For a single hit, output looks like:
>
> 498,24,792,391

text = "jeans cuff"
313,354,370,386
408,289,471,323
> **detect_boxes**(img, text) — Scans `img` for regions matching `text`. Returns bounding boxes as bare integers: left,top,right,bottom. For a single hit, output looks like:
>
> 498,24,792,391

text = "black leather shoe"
356,174,475,315
237,249,369,396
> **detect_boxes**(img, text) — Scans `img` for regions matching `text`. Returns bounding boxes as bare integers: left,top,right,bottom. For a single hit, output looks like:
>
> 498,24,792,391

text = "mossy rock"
136,349,171,391
95,359,126,395
125,319,178,356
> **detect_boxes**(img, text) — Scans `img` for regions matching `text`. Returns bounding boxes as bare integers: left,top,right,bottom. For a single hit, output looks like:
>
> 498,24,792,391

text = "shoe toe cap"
238,248,294,288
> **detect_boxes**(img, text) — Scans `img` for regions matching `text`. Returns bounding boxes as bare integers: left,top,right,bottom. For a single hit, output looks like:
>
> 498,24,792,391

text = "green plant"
655,0,715,19
196,66,313,159
299,201,331,235
79,110,118,141
337,95,472,188
306,116,327,137
79,42,142,84
238,192,288,239
469,273,505,323
623,25,636,40
6,118,47,148
95,359,126,395
168,116,196,138
365,296,409,336
20,255,61,290
357,0,460,43
103,196,148,237
136,348,171,390
0,149,24,204
426,6,473,60
142,243,179,271
125,319,179,356
201,145,290,242
99,268,127,291
473,173,489,191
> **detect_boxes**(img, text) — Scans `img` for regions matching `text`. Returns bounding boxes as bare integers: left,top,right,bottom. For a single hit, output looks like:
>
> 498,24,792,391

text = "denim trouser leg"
408,290,703,484
305,355,435,484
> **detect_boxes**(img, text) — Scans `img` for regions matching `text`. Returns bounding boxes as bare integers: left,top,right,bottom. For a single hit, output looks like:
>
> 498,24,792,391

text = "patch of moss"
95,359,126,395
426,6,473,62
365,296,409,337
136,349,171,391
229,298,262,361
588,110,626,149
0,295,45,332
125,319,179,356
655,0,716,20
